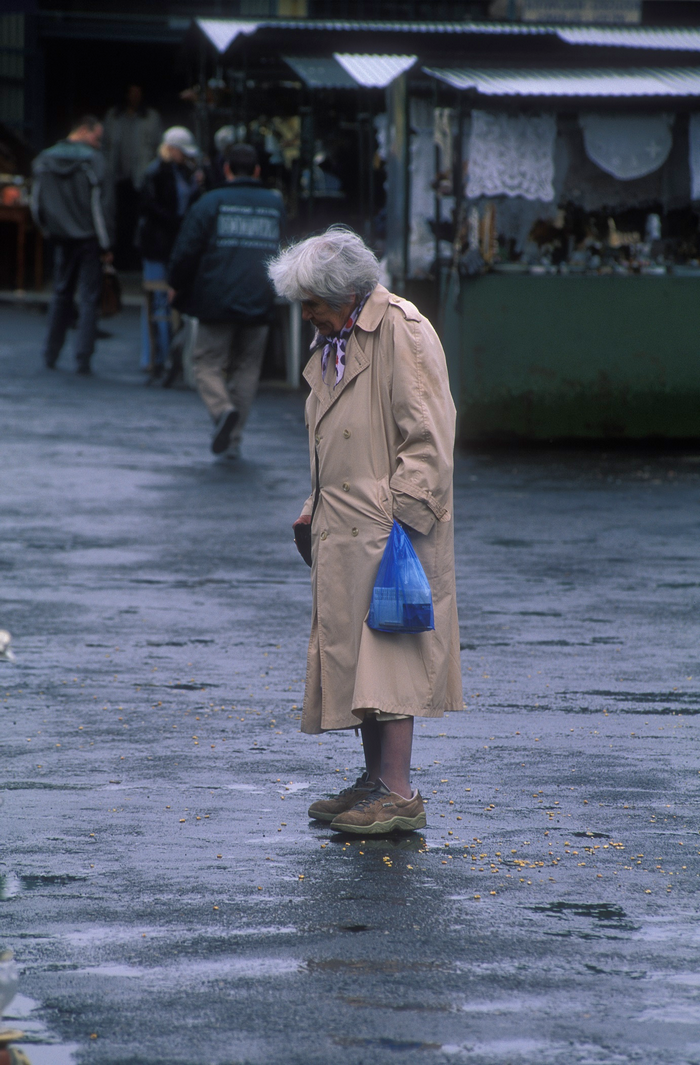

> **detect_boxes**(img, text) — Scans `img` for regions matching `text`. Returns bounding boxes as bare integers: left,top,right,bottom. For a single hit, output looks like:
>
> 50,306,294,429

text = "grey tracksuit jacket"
31,140,114,249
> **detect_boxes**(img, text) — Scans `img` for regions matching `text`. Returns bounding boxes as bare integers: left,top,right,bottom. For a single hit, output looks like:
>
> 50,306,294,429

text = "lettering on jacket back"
216,204,280,248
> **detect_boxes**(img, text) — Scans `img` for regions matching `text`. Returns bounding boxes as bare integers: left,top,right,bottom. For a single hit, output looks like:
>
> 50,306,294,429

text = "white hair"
267,226,380,309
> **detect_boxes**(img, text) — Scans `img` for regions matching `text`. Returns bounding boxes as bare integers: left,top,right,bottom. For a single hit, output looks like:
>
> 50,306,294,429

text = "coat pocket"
376,477,395,527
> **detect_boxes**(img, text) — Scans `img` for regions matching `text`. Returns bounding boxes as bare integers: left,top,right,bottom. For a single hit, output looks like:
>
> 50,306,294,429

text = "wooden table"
0,204,43,290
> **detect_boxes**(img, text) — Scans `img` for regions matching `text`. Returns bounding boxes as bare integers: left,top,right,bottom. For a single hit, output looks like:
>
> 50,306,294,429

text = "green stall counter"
441,272,700,442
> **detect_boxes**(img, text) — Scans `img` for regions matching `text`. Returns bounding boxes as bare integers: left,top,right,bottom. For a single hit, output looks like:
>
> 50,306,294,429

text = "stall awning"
423,66,700,97
195,17,700,55
283,53,416,90
197,19,261,54
333,54,417,88
557,26,700,51
283,56,357,89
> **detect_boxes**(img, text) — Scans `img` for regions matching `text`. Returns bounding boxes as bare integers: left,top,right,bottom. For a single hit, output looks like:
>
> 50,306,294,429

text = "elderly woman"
268,228,462,835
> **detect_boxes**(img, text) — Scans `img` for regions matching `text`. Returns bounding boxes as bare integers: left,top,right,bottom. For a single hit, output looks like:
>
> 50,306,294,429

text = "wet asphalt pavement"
1,303,699,1065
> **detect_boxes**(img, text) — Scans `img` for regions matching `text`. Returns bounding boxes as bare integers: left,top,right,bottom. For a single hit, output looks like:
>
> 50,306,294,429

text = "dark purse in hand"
294,523,312,568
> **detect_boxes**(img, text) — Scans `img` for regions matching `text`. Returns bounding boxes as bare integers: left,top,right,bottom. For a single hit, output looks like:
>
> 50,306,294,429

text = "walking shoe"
75,362,92,376
220,440,241,462
307,771,376,823
330,779,426,835
211,408,239,455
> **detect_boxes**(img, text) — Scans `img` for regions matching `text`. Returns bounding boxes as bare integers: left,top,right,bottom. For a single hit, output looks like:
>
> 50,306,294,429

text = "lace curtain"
579,113,674,181
466,111,557,202
408,98,437,278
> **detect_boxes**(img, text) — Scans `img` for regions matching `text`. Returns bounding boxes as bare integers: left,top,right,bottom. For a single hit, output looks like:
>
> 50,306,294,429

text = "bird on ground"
0,631,15,662
0,949,19,1020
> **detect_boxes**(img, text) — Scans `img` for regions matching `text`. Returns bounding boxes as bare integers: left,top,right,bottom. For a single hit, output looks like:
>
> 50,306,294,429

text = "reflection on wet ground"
1,307,700,1063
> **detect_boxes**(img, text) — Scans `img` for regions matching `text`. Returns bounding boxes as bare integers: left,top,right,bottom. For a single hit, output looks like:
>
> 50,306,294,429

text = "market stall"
419,64,700,440
188,16,700,431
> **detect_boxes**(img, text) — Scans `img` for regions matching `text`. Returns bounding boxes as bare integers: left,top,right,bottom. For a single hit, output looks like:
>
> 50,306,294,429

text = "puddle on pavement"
0,782,92,791
532,901,638,934
21,875,87,891
456,997,547,1015
585,964,646,979
635,1002,700,1024
343,995,450,1013
441,1037,555,1059
3,993,77,1063
333,1035,441,1051
307,959,445,974
76,957,302,981
0,873,21,899
326,834,425,853
59,925,297,953
14,1046,78,1065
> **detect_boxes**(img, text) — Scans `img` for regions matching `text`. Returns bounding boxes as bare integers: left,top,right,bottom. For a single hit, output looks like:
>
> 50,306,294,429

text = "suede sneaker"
307,771,376,823
330,779,426,835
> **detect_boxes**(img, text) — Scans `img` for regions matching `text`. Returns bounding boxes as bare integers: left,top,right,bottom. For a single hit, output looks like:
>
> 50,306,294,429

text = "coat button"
315,434,321,444
343,429,351,439
351,527,358,537
342,482,350,492
320,530,328,541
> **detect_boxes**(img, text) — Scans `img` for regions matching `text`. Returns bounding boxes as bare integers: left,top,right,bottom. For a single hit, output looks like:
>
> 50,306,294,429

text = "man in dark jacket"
168,143,285,458
31,115,114,374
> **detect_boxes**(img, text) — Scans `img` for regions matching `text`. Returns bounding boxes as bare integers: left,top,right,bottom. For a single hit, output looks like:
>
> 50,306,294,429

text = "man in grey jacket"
32,115,114,374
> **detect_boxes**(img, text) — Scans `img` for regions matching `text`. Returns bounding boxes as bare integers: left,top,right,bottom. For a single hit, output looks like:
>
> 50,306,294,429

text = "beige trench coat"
300,284,463,734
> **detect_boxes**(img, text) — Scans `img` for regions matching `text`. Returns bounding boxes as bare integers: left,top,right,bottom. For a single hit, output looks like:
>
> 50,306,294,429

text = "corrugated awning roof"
558,26,700,50
283,56,357,89
196,17,700,54
283,54,415,89
197,19,261,53
423,66,700,97
333,54,417,88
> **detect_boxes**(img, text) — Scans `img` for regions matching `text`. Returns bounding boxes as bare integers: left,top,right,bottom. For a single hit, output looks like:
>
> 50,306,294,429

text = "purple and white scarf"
314,295,368,388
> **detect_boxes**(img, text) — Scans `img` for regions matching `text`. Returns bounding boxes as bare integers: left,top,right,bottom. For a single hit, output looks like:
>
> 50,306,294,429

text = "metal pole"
367,92,375,245
357,93,368,240
401,77,410,292
453,91,464,221
287,301,302,388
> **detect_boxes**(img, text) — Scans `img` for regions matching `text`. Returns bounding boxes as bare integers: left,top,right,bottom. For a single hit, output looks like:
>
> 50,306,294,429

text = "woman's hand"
292,513,312,566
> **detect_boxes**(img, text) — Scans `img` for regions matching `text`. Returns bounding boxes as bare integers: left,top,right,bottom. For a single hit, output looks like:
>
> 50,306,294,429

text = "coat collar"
302,284,390,418
303,330,369,422
356,283,390,333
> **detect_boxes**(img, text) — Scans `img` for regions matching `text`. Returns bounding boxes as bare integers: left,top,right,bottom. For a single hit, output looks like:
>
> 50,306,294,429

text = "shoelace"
338,775,372,799
350,785,389,810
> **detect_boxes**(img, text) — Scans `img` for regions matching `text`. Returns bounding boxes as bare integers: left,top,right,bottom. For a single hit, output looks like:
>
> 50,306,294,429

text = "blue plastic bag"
367,521,435,634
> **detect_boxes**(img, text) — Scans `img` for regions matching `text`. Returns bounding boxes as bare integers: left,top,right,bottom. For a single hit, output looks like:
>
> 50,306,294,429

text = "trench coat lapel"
301,285,390,426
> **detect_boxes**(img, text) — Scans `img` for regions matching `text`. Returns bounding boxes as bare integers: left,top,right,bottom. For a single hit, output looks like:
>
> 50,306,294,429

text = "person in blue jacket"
168,142,285,458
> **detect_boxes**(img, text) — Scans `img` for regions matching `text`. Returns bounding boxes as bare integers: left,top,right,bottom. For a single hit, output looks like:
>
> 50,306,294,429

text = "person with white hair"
138,127,201,379
268,227,463,835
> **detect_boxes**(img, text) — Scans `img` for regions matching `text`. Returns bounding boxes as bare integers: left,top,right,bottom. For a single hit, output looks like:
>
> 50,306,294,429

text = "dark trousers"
44,238,102,369
114,179,141,270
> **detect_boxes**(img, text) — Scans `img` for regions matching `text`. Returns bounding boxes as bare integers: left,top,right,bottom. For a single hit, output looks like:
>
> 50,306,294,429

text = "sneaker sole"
307,808,337,823
308,794,375,822
331,812,427,835
211,410,240,454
